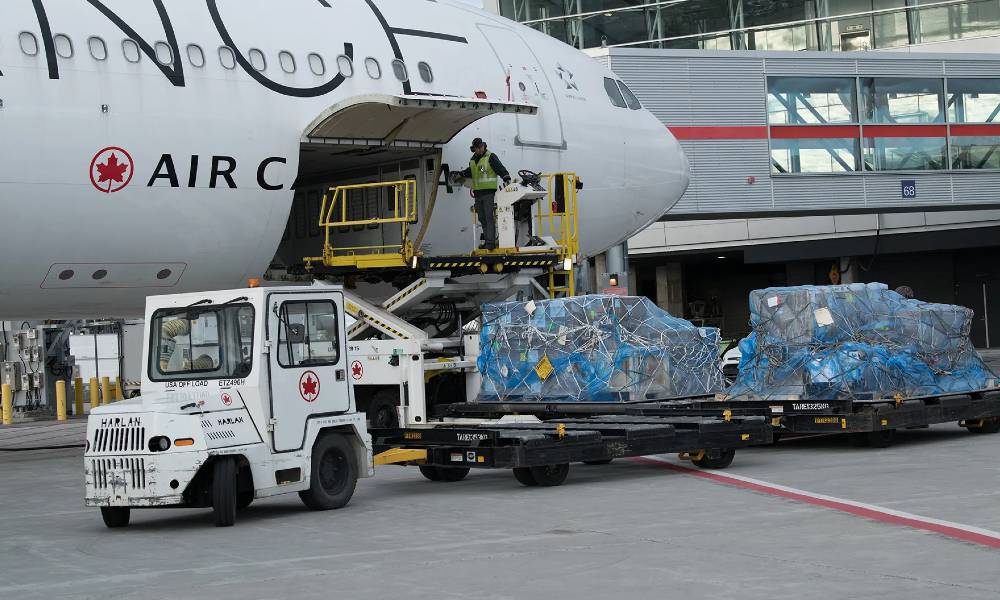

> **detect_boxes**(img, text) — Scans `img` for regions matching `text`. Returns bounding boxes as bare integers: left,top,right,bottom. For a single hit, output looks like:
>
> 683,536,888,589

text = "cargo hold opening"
272,94,537,275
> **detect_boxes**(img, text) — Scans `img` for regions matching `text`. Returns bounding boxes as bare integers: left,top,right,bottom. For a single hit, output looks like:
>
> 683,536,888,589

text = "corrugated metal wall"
605,49,1000,217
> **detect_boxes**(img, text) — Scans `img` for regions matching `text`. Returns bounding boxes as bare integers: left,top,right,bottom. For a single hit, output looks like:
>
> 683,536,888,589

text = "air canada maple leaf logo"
299,370,320,402
89,147,134,193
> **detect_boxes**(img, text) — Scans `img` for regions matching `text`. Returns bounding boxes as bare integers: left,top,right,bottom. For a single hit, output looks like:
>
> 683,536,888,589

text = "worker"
456,137,511,250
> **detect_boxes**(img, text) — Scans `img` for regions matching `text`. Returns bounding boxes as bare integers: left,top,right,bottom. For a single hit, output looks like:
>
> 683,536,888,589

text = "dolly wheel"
366,391,399,430
100,507,130,528
866,428,896,448
692,448,736,469
529,463,569,486
513,467,538,486
419,466,443,481
966,417,1000,434
583,459,613,465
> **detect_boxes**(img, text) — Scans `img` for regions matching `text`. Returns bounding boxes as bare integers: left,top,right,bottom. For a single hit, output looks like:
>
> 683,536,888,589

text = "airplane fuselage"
0,0,688,318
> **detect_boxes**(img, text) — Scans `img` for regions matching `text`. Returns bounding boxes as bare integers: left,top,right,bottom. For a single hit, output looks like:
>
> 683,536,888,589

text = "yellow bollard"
100,376,111,406
89,377,99,411
115,377,124,401
109,385,118,402
74,377,84,416
2,383,12,425
56,380,67,421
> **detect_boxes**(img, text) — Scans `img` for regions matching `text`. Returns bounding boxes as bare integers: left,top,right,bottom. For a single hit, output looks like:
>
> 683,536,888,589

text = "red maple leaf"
301,376,318,396
351,363,362,377
96,153,129,192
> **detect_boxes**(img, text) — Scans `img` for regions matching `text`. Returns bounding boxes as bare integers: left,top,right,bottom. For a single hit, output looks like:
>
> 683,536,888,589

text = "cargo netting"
727,283,998,401
477,295,725,402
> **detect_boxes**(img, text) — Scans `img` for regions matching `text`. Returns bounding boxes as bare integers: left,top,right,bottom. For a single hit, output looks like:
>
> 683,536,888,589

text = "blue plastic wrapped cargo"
727,283,997,400
477,295,725,402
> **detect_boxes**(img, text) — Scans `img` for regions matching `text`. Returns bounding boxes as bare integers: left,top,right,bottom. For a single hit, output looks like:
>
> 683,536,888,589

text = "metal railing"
305,180,418,270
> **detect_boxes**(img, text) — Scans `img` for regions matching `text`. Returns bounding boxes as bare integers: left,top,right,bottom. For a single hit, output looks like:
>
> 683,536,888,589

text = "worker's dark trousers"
475,192,498,248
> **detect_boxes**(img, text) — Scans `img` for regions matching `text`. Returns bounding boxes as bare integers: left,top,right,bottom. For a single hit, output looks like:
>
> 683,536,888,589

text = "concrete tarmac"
1,424,998,600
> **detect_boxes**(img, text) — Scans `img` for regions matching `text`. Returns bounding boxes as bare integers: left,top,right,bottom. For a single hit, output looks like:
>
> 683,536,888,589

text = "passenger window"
418,61,433,83
308,53,325,76
365,57,381,79
391,59,408,82
277,301,340,368
88,37,107,61
187,44,205,68
123,39,141,63
19,32,39,56
54,34,73,59
337,55,353,77
604,77,627,108
154,41,172,65
279,50,296,74
219,46,236,70
617,80,641,110
249,48,266,72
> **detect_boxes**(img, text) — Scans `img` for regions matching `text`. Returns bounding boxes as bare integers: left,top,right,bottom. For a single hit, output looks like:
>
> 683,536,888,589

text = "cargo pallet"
371,410,771,486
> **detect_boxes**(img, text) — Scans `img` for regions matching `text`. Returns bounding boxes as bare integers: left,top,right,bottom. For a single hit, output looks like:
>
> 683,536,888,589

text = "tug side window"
277,301,340,368
149,304,254,381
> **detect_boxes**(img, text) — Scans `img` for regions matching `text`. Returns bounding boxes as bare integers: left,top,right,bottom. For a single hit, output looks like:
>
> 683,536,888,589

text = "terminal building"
490,0,1000,348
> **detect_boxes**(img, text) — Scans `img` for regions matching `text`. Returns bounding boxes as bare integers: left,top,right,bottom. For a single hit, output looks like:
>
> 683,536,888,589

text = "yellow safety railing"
304,180,418,270
538,173,580,298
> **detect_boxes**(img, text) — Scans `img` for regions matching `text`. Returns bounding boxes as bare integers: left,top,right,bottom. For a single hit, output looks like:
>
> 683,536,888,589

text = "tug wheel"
366,391,399,430
692,448,736,469
212,457,238,527
100,507,130,528
299,434,358,511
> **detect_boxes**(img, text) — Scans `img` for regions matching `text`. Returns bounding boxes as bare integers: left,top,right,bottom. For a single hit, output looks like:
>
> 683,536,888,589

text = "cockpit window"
604,77,627,109
149,303,254,381
617,80,642,110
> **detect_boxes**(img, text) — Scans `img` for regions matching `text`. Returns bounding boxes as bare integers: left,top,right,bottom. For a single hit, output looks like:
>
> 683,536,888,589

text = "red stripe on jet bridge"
770,125,860,139
668,126,768,140
863,124,949,138
951,123,1000,137
634,456,1000,549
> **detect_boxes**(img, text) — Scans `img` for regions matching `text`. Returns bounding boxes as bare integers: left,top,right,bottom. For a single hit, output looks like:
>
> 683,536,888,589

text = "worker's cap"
470,137,486,150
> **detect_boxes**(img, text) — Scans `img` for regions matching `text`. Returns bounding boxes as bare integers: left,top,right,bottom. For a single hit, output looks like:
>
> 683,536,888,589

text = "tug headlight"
149,436,171,452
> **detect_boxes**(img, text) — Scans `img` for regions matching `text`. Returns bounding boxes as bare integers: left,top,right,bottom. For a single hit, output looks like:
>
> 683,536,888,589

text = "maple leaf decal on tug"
299,370,320,402
89,147,134,193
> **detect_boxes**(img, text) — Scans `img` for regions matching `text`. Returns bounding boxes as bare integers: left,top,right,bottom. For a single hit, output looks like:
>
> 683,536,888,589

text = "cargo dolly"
372,411,771,486
625,388,1000,448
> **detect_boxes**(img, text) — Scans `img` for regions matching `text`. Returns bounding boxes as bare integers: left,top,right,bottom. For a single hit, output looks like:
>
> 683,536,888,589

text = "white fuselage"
0,0,688,319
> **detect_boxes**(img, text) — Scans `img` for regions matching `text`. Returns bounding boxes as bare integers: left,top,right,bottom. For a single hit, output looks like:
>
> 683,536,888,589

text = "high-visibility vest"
470,152,498,191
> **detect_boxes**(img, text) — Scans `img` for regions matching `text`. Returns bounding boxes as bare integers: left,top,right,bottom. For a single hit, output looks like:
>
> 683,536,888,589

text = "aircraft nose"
626,118,690,221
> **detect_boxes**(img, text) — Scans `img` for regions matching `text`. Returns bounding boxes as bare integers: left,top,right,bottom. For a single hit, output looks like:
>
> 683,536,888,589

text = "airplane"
0,0,689,319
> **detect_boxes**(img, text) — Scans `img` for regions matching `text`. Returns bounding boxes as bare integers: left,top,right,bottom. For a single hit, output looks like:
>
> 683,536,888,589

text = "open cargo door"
303,94,538,146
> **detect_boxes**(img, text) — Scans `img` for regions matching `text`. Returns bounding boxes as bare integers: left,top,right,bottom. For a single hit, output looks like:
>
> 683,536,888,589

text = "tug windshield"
149,303,254,381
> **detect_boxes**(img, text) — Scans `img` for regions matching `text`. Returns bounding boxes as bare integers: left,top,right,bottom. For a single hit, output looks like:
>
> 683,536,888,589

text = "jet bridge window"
948,78,1000,123
149,304,254,381
767,77,857,125
277,301,340,368
603,77,627,108
617,80,642,110
862,77,944,124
